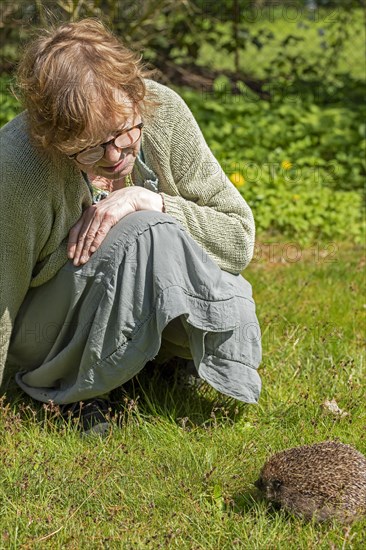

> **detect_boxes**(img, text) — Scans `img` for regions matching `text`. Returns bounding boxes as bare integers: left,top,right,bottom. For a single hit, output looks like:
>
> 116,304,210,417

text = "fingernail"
90,246,96,253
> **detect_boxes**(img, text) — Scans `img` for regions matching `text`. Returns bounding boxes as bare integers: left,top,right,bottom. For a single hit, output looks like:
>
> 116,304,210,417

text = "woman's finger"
89,217,114,252
86,202,135,255
67,217,85,259
78,212,110,259
70,190,138,264
70,208,96,265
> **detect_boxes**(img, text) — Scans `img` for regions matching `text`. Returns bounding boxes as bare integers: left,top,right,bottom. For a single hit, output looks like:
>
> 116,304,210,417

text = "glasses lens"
114,127,141,149
76,146,104,165
74,125,142,164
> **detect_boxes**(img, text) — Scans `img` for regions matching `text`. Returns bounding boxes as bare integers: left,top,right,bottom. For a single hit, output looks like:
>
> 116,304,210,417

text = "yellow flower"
292,194,300,201
281,160,293,170
229,172,245,188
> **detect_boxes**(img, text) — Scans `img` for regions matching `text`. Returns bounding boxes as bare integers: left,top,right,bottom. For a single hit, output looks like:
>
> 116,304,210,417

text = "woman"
0,19,261,432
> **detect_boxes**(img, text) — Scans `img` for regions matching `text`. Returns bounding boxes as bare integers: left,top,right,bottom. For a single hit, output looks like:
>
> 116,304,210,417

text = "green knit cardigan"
0,79,255,386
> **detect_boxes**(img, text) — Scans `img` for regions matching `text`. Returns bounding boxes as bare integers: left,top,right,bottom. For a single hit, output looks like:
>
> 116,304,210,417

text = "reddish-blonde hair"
15,19,160,155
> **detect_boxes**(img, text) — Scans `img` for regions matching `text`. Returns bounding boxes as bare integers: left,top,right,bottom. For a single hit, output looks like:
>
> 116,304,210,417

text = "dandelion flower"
281,160,293,170
292,194,300,201
229,172,245,188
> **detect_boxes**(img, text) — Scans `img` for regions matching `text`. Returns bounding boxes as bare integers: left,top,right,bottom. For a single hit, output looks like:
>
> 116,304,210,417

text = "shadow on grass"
229,489,301,526
0,358,252,434
229,489,263,515
111,358,251,428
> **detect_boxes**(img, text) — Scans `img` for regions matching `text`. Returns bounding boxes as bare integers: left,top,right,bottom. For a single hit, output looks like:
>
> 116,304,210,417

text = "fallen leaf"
322,398,349,417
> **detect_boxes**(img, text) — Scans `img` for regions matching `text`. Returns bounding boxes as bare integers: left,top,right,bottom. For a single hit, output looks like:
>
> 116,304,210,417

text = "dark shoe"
60,398,111,436
177,360,205,390
159,357,205,390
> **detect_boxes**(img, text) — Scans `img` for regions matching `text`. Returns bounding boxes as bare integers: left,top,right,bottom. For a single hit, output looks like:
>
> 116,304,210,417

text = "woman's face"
72,110,142,182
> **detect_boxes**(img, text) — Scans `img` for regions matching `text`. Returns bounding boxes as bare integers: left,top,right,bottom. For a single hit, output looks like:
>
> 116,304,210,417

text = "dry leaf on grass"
322,398,349,417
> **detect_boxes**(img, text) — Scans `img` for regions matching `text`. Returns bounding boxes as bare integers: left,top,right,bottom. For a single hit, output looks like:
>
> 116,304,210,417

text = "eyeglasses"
68,122,144,165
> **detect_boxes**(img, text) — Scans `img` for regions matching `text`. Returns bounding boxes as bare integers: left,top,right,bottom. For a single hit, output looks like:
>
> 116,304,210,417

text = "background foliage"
0,3,365,546
0,0,365,243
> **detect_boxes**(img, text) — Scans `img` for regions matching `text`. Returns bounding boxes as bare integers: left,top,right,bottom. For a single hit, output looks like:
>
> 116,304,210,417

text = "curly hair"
15,19,160,155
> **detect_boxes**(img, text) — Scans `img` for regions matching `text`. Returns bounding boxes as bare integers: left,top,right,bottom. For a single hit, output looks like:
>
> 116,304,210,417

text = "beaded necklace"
91,172,134,203
123,173,133,187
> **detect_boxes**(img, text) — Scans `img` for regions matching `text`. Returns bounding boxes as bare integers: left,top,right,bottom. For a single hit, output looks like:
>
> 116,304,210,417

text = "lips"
101,155,129,173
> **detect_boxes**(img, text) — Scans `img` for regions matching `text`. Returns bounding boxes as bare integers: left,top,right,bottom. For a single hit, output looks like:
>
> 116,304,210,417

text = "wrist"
150,191,164,212
146,190,165,212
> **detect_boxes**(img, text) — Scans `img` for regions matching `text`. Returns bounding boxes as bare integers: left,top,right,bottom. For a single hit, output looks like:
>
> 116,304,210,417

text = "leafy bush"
0,77,21,127
178,81,365,244
1,78,363,245
2,2,364,104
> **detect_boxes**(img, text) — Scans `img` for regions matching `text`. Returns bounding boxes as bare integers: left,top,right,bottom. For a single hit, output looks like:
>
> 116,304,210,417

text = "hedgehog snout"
255,476,284,501
267,478,283,500
254,477,264,491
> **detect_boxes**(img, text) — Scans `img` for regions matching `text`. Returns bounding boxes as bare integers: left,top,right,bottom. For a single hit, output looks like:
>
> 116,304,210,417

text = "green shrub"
179,81,365,244
1,75,364,245
0,77,21,127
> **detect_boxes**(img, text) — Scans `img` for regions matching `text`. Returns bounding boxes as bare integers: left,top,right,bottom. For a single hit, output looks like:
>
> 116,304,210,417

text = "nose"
103,142,123,163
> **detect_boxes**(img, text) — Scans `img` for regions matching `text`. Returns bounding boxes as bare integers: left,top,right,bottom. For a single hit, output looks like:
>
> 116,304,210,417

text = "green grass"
1,240,365,548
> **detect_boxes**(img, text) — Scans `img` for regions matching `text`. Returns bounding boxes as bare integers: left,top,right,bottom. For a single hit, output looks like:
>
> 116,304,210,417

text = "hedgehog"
255,441,366,524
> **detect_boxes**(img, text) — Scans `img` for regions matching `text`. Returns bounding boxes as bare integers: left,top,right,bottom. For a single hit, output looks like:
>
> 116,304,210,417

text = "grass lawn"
1,239,365,548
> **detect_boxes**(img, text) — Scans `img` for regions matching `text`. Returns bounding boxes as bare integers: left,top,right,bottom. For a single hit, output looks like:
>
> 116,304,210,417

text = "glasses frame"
68,121,144,165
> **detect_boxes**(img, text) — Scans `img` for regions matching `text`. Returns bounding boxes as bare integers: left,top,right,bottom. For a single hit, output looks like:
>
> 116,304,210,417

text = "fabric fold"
10,211,261,404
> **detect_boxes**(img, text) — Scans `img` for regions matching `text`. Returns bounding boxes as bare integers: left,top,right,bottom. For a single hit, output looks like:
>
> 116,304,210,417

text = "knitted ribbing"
0,79,255,385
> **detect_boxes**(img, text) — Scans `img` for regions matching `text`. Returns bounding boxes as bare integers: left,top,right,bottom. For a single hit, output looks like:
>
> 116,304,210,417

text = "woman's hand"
68,186,163,266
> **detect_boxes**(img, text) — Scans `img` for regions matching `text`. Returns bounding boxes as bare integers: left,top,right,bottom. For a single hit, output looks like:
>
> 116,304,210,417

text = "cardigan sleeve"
0,200,39,387
0,148,52,388
159,89,255,274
